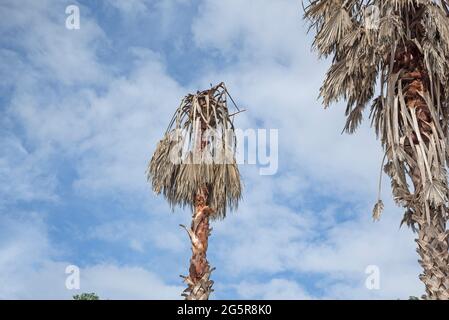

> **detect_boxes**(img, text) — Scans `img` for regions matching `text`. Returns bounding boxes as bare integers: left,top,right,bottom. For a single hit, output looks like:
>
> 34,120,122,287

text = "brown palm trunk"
416,215,449,299
180,100,214,300
180,187,214,300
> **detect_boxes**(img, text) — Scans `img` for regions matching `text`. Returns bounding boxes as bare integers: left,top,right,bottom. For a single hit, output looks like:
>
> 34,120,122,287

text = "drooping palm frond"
147,82,242,219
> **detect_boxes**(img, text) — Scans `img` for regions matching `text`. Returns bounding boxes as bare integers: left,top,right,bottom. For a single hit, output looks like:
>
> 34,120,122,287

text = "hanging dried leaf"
372,200,384,221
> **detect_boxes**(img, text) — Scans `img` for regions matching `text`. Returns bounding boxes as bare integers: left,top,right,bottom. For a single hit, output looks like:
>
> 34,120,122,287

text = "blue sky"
0,0,424,299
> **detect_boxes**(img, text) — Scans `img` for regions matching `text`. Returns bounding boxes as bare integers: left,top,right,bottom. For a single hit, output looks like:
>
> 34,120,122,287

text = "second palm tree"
304,0,449,299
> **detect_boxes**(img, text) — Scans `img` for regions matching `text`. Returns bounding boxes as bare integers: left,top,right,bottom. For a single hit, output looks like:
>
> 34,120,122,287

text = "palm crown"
148,82,242,219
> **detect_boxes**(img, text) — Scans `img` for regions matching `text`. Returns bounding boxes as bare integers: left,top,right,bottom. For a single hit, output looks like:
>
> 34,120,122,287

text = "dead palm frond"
148,82,242,219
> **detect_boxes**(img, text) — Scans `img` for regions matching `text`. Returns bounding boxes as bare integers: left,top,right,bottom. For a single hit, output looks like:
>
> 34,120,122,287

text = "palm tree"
304,0,449,299
147,82,242,300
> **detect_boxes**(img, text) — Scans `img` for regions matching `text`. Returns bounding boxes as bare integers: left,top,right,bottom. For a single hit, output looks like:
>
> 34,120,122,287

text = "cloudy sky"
0,0,423,299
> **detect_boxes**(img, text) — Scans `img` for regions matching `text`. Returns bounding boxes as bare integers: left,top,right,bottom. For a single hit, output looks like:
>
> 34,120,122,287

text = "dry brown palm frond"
313,6,354,57
147,83,242,219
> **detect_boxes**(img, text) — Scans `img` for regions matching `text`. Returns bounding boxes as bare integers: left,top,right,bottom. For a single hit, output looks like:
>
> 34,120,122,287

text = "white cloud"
7,38,185,197
88,218,186,253
1,0,107,85
78,264,183,300
108,0,149,16
0,135,57,205
191,0,382,194
70,51,186,195
211,183,423,299
4,261,184,300
192,0,304,62
234,278,311,300
0,2,187,299
0,213,183,299
106,0,192,38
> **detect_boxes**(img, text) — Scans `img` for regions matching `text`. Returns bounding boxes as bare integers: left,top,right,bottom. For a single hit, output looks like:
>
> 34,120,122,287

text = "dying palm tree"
147,82,242,300
304,0,449,299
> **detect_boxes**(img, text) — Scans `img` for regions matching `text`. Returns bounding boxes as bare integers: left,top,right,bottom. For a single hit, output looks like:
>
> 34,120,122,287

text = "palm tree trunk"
180,188,214,300
416,214,449,299
179,101,216,300
409,148,449,300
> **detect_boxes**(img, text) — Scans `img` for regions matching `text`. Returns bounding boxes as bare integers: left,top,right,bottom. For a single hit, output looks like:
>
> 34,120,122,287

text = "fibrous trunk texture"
181,187,214,300
395,40,449,299
416,216,449,299
180,106,214,300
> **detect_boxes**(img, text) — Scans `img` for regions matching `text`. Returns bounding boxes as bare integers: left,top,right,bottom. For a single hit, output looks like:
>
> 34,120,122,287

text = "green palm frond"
147,82,242,219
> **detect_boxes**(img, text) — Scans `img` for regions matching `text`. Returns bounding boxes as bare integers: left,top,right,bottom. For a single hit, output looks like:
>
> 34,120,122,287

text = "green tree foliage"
73,293,100,300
